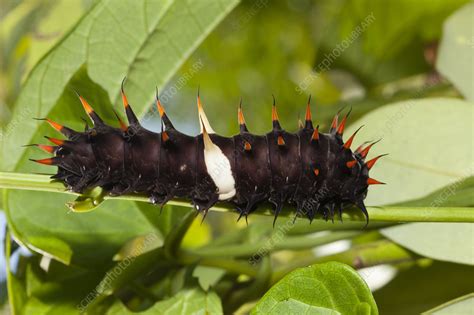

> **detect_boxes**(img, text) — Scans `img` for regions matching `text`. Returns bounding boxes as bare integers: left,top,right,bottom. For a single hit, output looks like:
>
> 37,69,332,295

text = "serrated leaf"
252,262,378,315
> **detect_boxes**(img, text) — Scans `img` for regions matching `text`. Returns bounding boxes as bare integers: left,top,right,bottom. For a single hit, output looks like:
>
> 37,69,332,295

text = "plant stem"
271,239,415,284
177,252,258,277
1,172,473,223
285,221,394,234
184,230,361,258
0,172,67,193
164,210,196,259
5,229,23,315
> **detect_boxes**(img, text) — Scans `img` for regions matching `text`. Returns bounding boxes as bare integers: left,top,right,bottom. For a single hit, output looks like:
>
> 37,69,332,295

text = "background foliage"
0,0,473,314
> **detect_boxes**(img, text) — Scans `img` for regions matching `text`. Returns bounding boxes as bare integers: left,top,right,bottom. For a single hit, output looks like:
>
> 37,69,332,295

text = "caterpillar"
29,81,385,225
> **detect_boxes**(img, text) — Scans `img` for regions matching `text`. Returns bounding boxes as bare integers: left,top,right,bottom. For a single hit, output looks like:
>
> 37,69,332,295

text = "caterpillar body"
30,82,385,225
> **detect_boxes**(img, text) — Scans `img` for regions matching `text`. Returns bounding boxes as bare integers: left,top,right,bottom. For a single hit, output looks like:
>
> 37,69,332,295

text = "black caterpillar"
30,81,385,225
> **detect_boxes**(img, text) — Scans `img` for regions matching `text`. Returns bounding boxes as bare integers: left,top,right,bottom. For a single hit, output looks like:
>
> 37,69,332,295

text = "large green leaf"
4,252,106,315
393,176,474,208
22,264,105,315
5,189,160,267
382,175,474,266
380,223,473,265
2,0,239,267
345,98,474,206
437,3,474,101
345,98,474,267
1,0,239,172
261,299,341,315
5,230,28,314
252,262,378,315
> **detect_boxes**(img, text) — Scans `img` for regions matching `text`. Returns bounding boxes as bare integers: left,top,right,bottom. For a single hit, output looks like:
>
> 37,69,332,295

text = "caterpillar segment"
30,85,385,225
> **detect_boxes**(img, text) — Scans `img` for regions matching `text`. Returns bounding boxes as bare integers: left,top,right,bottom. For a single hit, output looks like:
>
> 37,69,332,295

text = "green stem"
1,172,473,223
177,251,258,277
185,230,361,258
163,210,196,259
271,239,415,284
0,172,67,193
5,229,23,315
286,221,394,235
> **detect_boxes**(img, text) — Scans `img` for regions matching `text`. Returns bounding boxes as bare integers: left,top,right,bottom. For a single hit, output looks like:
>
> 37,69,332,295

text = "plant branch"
271,239,416,284
163,210,196,259
183,230,362,258
177,252,258,277
1,172,473,223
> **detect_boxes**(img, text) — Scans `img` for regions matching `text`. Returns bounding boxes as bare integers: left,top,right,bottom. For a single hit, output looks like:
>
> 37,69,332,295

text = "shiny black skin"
48,108,371,225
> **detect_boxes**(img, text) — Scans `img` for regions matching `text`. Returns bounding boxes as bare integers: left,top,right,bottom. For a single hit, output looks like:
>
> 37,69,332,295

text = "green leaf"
192,266,226,291
437,3,474,101
381,223,473,265
5,189,160,267
393,176,474,207
2,0,239,267
25,236,73,265
1,0,239,171
6,254,106,315
265,299,342,315
423,293,474,314
106,288,223,314
252,262,378,315
25,0,87,75
5,230,28,315
379,163,474,268
0,1,58,119
373,261,473,315
345,98,474,205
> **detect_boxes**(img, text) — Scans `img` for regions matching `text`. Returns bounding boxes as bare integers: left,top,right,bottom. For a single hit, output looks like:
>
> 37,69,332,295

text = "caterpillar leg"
193,194,219,223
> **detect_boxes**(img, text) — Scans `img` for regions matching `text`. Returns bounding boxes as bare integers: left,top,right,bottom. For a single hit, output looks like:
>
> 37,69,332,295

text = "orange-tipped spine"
343,125,364,149
366,154,388,170
367,178,385,185
304,95,313,129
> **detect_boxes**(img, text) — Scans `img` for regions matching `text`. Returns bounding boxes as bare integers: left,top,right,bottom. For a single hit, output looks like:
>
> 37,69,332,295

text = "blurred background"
1,0,466,130
0,0,472,314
